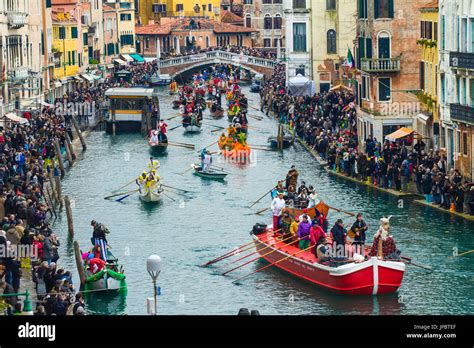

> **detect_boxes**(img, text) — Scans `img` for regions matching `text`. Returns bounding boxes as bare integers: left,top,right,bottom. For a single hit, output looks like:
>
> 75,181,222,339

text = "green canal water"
52,87,474,315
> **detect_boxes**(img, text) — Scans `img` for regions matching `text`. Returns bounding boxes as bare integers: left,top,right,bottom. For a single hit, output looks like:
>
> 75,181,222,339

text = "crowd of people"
260,64,474,216
159,45,277,61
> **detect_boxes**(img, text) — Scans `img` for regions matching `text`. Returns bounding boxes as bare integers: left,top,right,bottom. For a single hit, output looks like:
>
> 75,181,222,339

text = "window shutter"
388,0,394,18
366,37,372,58
374,0,379,18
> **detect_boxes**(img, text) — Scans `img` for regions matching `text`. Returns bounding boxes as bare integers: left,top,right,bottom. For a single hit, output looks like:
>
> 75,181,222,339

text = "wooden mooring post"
277,123,283,150
74,241,86,289
65,133,77,161
54,139,66,178
54,173,63,209
64,196,74,239
71,115,87,151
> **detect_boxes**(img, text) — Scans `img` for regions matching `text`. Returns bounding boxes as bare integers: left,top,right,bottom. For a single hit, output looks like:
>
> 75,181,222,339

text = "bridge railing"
158,50,278,70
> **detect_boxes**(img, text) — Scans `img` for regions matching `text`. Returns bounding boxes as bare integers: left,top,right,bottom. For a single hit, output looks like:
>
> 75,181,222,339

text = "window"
83,33,88,46
296,66,305,76
245,14,252,28
152,4,166,13
462,132,468,155
420,61,425,91
120,13,132,21
59,27,66,39
361,75,370,100
176,4,183,11
377,31,390,58
327,29,336,54
264,14,272,29
374,0,393,19
293,23,306,52
456,77,461,104
326,0,336,10
243,0,253,3
263,38,271,48
120,34,134,46
208,4,212,11
434,22,438,41
461,18,468,52
358,0,368,19
441,15,445,50
71,27,78,39
273,0,282,3
263,0,271,3
144,37,150,49
273,38,282,48
293,0,305,9
378,77,391,101
470,19,474,52
470,79,474,106
462,78,467,105
274,14,282,29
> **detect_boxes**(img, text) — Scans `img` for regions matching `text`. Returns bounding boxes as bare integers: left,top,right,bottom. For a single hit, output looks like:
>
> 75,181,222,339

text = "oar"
115,189,139,202
220,233,295,274
248,145,274,152
161,184,194,193
249,184,280,208
169,140,195,147
400,256,433,271
255,207,270,215
165,115,180,121
202,239,262,267
248,114,263,121
104,189,138,200
167,143,195,150
169,124,182,131
232,245,314,283
168,141,195,149
454,249,474,257
162,191,176,202
197,140,219,153
327,205,356,217
112,179,136,193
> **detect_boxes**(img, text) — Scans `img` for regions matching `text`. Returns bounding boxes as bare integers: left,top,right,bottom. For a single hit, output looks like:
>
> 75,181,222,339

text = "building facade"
86,0,104,64
284,0,311,79
0,0,46,112
136,0,221,26
439,0,474,180
243,0,284,51
355,0,423,146
114,0,136,54
103,4,120,64
417,1,439,150
311,0,357,93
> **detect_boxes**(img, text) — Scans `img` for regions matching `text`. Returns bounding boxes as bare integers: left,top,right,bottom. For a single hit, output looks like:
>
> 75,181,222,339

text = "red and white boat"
251,228,405,295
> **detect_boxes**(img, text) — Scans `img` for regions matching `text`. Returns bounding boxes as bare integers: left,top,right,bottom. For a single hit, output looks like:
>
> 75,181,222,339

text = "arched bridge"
158,50,278,79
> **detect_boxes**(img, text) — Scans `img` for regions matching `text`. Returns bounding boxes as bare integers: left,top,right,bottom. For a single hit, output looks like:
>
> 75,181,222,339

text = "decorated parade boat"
84,249,127,293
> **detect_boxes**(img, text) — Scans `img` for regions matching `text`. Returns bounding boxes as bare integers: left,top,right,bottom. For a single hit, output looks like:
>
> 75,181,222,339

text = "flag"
346,47,355,69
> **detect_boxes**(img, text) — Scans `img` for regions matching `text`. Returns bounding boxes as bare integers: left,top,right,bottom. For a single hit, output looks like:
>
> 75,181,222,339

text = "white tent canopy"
0,113,30,128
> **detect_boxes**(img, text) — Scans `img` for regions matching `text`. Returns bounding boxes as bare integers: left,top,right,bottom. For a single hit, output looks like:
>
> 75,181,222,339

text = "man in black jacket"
330,219,347,258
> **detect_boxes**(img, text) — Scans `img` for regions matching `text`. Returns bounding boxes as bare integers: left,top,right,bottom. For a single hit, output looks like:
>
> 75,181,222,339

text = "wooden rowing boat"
210,107,224,119
192,164,228,180
148,134,168,154
251,228,405,295
267,135,294,149
138,182,163,202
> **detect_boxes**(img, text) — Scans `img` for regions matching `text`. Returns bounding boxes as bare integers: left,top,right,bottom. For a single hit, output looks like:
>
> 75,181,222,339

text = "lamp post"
146,254,162,315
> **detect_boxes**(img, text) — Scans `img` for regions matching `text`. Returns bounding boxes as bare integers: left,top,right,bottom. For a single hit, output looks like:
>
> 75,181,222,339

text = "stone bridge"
159,50,278,79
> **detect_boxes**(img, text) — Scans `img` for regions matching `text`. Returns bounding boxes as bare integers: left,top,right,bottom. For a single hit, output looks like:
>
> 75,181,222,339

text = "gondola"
210,105,224,119
192,164,227,180
84,249,127,293
148,133,168,154
267,135,295,149
182,115,202,133
172,99,184,109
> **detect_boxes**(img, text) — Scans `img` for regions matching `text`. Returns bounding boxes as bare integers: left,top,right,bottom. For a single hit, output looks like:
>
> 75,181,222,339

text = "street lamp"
146,254,162,315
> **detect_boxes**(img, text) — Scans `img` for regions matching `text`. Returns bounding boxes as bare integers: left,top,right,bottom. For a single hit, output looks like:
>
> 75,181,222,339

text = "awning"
121,54,133,62
40,101,54,107
130,53,145,63
385,127,416,142
144,58,156,63
417,113,431,123
74,76,84,82
54,81,62,88
114,59,127,66
329,84,353,92
105,64,115,69
81,74,95,82
2,113,29,125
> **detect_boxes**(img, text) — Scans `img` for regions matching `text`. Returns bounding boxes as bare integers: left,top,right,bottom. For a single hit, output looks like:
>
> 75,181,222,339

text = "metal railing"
158,50,278,70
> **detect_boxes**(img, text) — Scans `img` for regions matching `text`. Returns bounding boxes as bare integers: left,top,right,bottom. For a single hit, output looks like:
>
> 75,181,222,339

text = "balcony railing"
450,52,474,70
450,103,474,124
7,12,28,29
360,58,401,72
8,67,30,82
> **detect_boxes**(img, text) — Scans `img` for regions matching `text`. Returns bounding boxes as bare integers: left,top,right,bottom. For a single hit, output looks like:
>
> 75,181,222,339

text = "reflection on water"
85,291,127,315
51,86,474,315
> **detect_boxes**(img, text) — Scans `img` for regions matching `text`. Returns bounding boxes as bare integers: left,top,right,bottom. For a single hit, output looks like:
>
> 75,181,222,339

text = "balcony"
7,12,28,29
8,67,29,82
361,58,401,73
450,52,474,70
450,103,474,124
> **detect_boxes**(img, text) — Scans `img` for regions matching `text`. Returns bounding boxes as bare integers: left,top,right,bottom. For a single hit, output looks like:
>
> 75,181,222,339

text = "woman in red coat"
309,220,327,255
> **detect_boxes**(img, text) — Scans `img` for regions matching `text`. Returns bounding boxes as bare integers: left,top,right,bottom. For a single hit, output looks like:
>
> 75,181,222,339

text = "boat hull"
183,124,202,133
252,232,405,295
268,137,294,149
139,186,163,202
210,109,224,119
192,164,227,180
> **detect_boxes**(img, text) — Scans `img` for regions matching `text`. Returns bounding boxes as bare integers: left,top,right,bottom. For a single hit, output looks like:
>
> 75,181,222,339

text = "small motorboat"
150,74,172,86
267,135,294,149
192,164,227,180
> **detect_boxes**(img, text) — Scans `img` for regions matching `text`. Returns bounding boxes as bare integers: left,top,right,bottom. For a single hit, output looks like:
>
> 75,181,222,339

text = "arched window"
273,14,282,29
327,29,336,54
377,31,391,58
264,14,272,30
245,14,252,28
